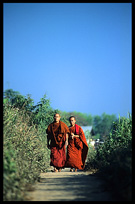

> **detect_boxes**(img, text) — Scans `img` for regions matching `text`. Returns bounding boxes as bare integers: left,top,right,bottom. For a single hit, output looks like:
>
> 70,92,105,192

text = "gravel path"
26,168,116,201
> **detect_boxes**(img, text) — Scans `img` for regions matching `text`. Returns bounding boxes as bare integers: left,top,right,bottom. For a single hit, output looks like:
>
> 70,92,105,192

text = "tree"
93,113,117,141
4,89,20,103
3,89,34,111
60,111,93,126
32,94,55,129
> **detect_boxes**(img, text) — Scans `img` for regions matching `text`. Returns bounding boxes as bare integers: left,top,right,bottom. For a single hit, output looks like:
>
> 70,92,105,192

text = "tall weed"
3,104,50,200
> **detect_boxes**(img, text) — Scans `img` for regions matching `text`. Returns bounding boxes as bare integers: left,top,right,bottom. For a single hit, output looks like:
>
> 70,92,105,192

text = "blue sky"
3,3,132,117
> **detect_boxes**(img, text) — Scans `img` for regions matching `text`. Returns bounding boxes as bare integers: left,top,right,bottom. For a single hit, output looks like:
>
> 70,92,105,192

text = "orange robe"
46,121,69,168
65,124,88,170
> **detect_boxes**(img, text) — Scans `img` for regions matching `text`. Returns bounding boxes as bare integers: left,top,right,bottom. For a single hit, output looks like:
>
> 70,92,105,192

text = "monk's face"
54,114,61,123
70,117,76,126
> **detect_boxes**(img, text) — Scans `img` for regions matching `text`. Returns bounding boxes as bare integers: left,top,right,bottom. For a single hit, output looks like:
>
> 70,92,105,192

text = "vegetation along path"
26,168,117,201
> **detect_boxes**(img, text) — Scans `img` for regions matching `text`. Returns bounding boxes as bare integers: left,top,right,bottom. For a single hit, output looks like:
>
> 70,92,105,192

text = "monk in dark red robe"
65,116,88,172
46,113,69,172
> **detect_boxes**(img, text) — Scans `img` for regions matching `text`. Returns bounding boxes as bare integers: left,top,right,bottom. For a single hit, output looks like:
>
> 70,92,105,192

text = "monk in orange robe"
46,113,69,172
65,116,88,172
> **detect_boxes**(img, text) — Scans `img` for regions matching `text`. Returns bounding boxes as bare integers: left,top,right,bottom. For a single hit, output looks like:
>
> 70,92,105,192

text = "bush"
3,141,24,201
3,103,50,201
86,143,97,170
86,114,132,201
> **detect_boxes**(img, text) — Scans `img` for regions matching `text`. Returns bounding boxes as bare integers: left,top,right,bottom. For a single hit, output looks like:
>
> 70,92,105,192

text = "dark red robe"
65,124,88,170
46,121,69,168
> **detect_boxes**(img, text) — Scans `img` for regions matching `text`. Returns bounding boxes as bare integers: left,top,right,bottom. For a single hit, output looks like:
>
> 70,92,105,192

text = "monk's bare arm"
71,132,79,139
75,135,79,137
65,133,68,146
74,135,79,138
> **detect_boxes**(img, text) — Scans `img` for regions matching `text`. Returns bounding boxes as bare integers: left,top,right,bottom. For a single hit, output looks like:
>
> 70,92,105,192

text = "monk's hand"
65,140,68,147
71,133,75,139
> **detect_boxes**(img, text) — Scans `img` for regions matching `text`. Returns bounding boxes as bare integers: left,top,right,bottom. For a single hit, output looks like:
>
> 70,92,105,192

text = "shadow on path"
26,168,117,201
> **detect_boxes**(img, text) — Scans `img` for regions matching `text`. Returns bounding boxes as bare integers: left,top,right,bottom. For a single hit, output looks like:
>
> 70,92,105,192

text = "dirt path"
26,168,116,201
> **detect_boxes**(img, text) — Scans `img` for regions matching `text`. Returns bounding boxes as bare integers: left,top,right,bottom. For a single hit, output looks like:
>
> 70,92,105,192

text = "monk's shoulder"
78,125,84,133
60,121,67,126
48,122,53,128
46,122,53,131
76,124,81,130
60,121,68,128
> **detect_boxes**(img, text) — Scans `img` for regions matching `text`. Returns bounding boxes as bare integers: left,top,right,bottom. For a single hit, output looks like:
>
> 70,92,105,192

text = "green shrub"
3,103,50,200
3,141,24,201
86,114,132,200
86,143,97,170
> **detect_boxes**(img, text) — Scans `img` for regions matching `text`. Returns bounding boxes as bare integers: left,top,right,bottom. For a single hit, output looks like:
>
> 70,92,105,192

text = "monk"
46,113,69,172
65,116,88,172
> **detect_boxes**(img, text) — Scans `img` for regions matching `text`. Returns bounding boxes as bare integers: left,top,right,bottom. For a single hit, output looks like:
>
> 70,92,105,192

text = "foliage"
93,113,117,141
4,89,69,128
86,143,97,169
3,103,50,201
31,94,55,130
86,114,132,201
61,111,93,126
3,140,24,201
4,89,34,111
4,89,20,102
